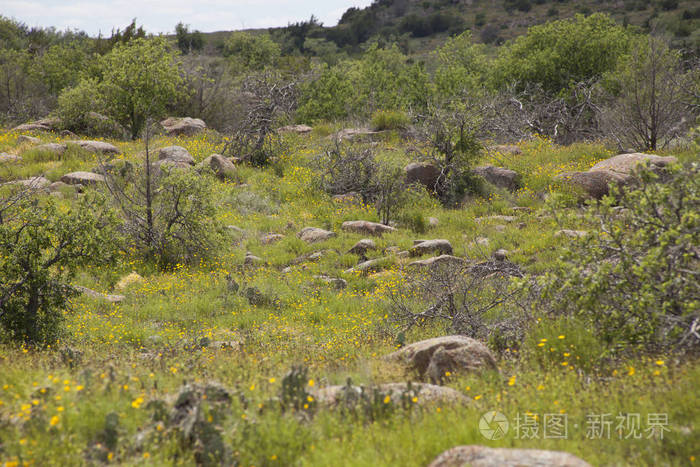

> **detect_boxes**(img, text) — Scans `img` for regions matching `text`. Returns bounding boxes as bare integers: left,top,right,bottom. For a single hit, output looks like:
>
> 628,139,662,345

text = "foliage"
541,163,700,355
371,109,410,131
433,31,487,100
223,32,280,72
0,192,120,344
175,22,204,54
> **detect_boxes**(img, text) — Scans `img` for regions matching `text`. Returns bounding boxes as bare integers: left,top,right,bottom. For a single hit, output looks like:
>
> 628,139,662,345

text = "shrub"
0,192,120,344
540,163,700,355
371,109,410,131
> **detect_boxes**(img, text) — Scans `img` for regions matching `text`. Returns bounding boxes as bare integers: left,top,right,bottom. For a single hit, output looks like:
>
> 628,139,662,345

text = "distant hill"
197,0,699,57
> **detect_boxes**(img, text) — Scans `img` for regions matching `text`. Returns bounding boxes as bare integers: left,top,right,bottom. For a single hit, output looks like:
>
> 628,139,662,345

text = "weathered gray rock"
405,162,441,191
313,275,347,289
473,165,520,191
17,135,40,144
311,382,468,407
348,239,377,255
590,152,677,175
342,220,396,236
260,233,284,245
34,143,67,155
4,176,51,189
428,446,591,467
0,153,21,163
555,229,588,239
12,118,59,132
410,239,453,257
67,140,119,155
385,336,497,383
197,153,236,180
297,227,336,243
74,285,125,304
158,146,195,165
345,258,389,274
555,170,627,199
160,117,206,136
60,171,106,186
408,255,467,269
278,124,313,134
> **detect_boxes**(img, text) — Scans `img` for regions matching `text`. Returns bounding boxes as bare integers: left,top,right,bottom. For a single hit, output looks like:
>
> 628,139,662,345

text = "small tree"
175,22,204,55
0,191,120,344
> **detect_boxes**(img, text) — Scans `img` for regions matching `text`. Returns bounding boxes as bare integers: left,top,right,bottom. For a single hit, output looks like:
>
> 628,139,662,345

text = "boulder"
590,152,677,175
385,335,497,383
278,124,313,134
311,382,468,407
410,239,453,257
157,146,195,165
67,140,119,155
17,135,40,144
473,165,520,191
405,162,441,191
197,154,236,180
260,233,284,245
408,255,467,269
160,117,206,136
555,170,627,199
34,143,67,155
60,171,106,186
348,239,377,255
4,176,51,189
0,153,21,163
341,220,396,236
428,446,591,467
297,227,336,243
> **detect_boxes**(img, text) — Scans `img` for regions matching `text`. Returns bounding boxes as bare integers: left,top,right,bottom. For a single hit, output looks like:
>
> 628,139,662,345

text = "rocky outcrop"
428,446,591,467
385,336,497,383
160,117,206,136
341,220,396,236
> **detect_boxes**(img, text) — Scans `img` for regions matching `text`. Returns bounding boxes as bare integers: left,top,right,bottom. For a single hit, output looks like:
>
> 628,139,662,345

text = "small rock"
243,253,264,267
428,217,439,228
157,146,195,165
260,233,284,245
60,171,106,186
34,143,67,155
348,239,377,255
408,255,467,269
590,152,677,175
197,153,236,180
332,128,381,142
410,239,453,257
345,258,389,274
332,192,363,205
297,227,336,243
160,117,206,136
489,144,522,156
17,135,40,144
476,215,516,223
311,382,468,407
4,176,51,189
66,140,119,155
405,162,442,191
473,165,520,191
493,249,508,261
314,275,347,289
555,229,588,238
555,170,627,199
278,124,313,134
342,220,396,236
74,285,125,304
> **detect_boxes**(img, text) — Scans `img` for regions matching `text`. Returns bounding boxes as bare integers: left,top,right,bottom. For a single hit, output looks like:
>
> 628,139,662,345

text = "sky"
1,0,375,36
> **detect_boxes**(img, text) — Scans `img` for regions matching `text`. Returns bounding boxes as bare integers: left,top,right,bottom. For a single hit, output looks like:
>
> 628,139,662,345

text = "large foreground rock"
311,382,468,407
385,336,497,383
410,239,453,257
405,162,441,191
589,152,677,175
473,165,520,191
297,227,336,243
160,117,206,136
60,171,106,186
429,446,591,467
196,154,236,180
341,220,396,236
67,140,119,155
158,146,195,165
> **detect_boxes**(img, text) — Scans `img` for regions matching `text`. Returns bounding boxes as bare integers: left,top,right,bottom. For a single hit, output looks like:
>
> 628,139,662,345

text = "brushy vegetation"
0,4,699,466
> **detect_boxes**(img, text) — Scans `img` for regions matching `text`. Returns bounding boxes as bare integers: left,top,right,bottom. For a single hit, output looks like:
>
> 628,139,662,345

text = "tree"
433,31,487,100
98,37,185,139
599,35,693,150
223,32,280,72
0,191,120,344
175,22,204,54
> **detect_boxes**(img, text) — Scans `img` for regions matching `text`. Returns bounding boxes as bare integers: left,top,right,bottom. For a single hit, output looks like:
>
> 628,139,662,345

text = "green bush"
371,110,410,131
540,163,700,355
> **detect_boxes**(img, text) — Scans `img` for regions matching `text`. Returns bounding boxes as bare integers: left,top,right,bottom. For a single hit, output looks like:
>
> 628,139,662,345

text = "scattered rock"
311,382,468,407
408,255,467,269
0,153,21,163
4,176,51,189
66,140,119,155
278,124,313,134
314,275,348,289
115,272,145,291
297,227,336,243
428,217,439,228
555,170,627,199
345,258,389,274
158,146,195,165
385,336,497,384
493,249,509,261
348,239,377,255
341,220,396,236
410,239,453,257
555,229,588,239
405,162,441,191
17,135,40,144
473,165,520,191
60,171,106,186
428,446,592,467
34,143,67,155
74,285,125,304
160,117,206,136
260,233,284,245
473,237,489,247
196,154,236,180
